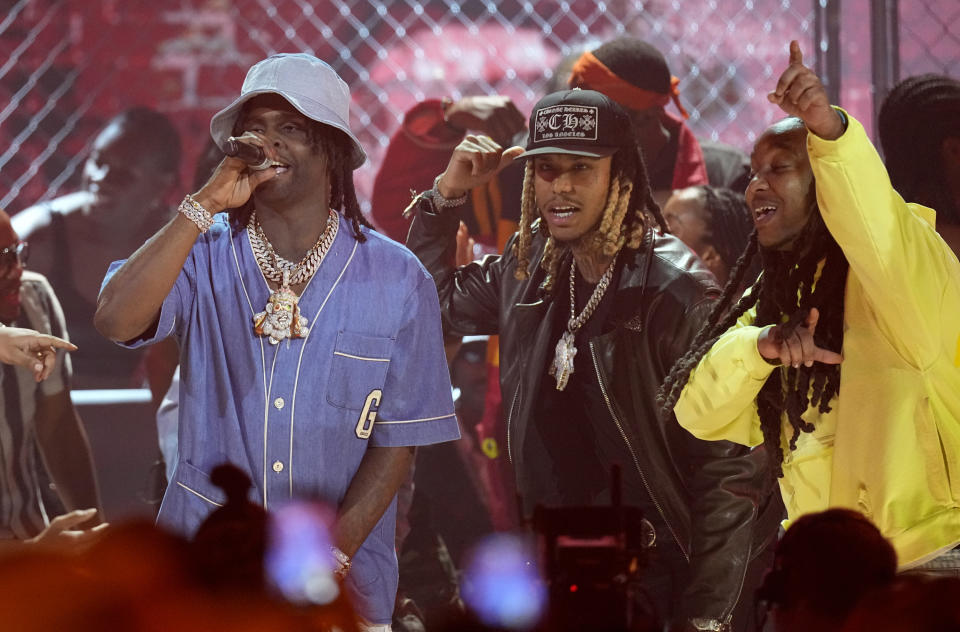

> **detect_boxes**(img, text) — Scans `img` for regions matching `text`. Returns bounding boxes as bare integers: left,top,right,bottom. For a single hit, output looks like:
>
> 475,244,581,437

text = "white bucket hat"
210,53,367,170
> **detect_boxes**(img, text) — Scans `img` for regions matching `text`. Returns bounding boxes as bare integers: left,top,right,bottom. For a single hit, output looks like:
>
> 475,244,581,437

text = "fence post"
870,0,900,145
813,0,843,105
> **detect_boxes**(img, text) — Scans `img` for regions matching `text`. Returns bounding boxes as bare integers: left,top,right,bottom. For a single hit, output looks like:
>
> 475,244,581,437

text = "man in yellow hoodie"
658,40,960,570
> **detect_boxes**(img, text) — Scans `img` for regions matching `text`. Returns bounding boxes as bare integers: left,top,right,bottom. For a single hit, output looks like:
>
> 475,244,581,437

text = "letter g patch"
355,389,382,439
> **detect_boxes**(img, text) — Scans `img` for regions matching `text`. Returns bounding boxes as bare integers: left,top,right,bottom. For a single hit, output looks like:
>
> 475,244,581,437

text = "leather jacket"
406,192,778,626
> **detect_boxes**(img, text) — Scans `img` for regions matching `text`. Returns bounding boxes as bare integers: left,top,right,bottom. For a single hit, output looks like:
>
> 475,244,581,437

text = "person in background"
662,185,758,287
878,73,960,258
568,36,708,206
374,93,530,535
13,107,181,389
0,207,103,543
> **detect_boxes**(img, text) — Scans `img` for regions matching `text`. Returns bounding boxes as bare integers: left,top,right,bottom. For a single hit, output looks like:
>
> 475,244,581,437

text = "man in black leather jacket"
405,89,777,632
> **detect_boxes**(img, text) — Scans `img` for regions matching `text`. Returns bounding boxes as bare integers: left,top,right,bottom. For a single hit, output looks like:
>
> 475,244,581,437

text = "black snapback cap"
518,88,633,159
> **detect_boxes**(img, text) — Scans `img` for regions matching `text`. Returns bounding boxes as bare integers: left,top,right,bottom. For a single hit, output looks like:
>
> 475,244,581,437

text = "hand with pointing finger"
436,135,526,202
757,307,843,368
0,327,77,382
767,40,845,141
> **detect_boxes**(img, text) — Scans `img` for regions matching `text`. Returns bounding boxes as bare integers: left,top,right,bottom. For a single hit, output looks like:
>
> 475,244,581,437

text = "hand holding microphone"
191,133,280,215
223,133,273,170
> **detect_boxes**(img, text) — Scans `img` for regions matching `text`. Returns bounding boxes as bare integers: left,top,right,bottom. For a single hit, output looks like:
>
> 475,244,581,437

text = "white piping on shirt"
333,351,390,362
290,237,360,496
233,228,271,507
375,412,457,424
176,482,225,507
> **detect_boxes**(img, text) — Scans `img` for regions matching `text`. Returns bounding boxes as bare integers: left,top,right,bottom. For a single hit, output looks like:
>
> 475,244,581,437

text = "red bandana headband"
569,51,690,119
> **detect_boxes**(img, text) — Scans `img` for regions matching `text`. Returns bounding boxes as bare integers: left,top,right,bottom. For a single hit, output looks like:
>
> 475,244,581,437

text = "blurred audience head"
190,463,268,594
662,185,756,286
81,107,181,218
756,508,897,632
878,73,960,225
0,479,356,631
840,574,960,632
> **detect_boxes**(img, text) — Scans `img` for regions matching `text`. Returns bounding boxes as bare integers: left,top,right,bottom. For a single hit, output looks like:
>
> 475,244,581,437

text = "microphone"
223,137,272,170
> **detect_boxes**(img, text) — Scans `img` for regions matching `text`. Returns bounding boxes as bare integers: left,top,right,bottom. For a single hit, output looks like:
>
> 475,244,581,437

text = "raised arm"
768,40,959,366
94,154,278,342
371,96,525,241
405,135,524,336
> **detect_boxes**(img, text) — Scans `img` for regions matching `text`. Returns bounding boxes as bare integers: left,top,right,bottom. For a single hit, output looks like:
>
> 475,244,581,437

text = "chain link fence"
0,0,954,218
899,0,960,77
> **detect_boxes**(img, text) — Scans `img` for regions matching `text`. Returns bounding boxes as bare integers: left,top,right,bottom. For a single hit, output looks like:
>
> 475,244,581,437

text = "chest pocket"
326,331,394,410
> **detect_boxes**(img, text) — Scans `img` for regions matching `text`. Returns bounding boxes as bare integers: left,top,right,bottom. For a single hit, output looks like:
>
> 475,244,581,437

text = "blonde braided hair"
512,151,656,291
513,161,538,281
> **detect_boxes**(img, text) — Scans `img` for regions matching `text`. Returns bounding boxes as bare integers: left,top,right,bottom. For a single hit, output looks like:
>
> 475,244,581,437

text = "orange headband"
569,51,690,119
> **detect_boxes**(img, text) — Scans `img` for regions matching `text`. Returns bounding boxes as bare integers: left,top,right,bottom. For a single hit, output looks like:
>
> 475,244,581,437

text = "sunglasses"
0,241,29,270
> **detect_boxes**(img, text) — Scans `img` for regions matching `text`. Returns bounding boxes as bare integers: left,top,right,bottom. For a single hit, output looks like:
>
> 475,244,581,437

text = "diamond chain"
567,255,617,334
247,210,339,286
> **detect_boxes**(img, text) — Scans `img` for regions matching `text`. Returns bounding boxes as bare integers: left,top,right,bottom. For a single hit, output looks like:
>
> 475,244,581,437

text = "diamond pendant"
549,330,577,391
253,274,309,345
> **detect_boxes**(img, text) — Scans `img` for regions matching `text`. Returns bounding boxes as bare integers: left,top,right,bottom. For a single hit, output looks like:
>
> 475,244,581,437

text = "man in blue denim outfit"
95,54,459,629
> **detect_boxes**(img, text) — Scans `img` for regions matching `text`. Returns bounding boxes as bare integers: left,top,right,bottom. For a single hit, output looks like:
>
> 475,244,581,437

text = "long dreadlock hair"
227,113,373,242
878,73,960,225
657,166,849,478
698,185,760,282
511,142,668,291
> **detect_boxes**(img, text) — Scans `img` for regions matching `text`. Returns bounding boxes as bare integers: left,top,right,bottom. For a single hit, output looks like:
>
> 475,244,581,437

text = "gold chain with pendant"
246,210,339,344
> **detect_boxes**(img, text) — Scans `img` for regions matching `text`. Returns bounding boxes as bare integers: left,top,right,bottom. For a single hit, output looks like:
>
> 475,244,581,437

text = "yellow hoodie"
675,112,960,568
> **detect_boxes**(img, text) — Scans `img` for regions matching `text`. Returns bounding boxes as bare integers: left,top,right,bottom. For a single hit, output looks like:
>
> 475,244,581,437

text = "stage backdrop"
0,0,955,519
1,0,955,218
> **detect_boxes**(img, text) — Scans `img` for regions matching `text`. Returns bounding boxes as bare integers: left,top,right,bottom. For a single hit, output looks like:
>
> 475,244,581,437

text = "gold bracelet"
178,194,215,233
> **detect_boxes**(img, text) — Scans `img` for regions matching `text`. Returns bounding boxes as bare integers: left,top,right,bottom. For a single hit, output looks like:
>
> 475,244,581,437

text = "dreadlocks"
512,143,668,291
698,185,758,279
317,124,374,242
657,185,849,478
228,117,374,242
878,73,960,225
